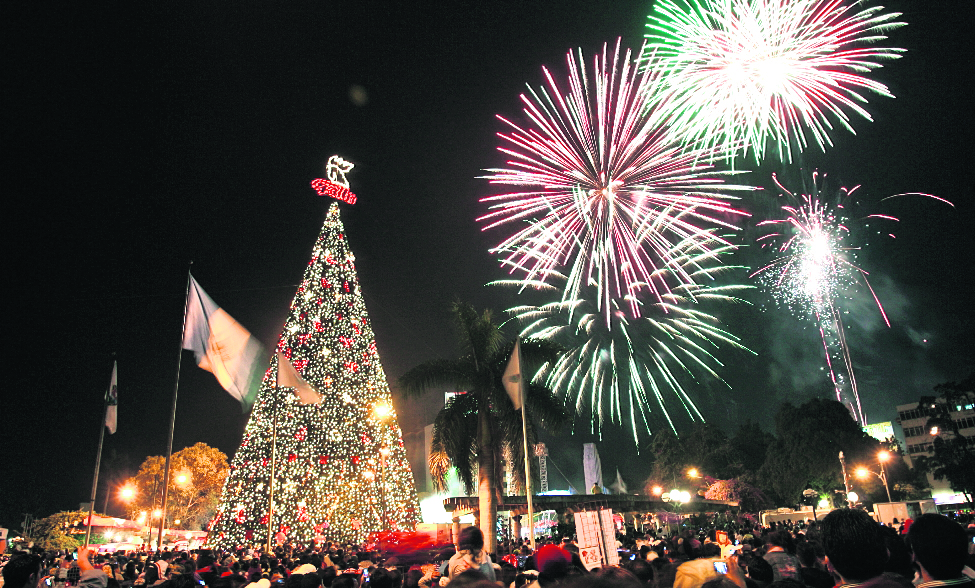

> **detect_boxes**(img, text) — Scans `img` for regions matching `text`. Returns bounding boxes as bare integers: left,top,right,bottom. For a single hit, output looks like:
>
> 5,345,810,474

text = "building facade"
895,393,975,503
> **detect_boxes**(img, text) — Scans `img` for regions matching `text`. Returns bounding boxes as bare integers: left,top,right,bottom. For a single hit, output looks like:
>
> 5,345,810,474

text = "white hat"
245,579,271,588
292,564,318,575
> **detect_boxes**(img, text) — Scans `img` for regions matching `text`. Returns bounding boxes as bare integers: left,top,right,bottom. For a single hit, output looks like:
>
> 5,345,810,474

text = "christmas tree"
208,160,420,548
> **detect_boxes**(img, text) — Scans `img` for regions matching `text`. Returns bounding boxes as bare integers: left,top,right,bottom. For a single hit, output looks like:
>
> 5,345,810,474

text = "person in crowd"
156,554,173,579
820,508,896,588
622,558,654,587
674,541,723,588
795,541,832,588
907,514,975,588
447,528,495,584
2,553,43,588
762,532,800,583
365,568,392,588
75,548,109,588
530,544,573,588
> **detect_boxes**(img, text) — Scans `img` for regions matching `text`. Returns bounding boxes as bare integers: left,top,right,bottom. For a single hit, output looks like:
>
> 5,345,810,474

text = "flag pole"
266,370,280,554
158,265,193,551
84,383,111,546
519,341,536,552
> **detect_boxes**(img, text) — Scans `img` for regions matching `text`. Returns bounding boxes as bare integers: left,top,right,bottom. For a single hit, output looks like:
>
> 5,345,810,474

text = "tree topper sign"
311,155,357,205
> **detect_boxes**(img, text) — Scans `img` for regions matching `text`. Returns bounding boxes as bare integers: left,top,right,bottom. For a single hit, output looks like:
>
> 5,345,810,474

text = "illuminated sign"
312,155,357,204
863,421,895,442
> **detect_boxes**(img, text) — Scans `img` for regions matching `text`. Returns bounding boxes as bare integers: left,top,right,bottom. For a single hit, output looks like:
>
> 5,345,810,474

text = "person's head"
622,558,654,586
403,569,423,588
766,531,794,554
457,526,485,554
682,538,702,560
146,563,161,584
2,553,42,588
820,509,888,582
330,573,359,588
736,552,774,585
299,572,323,588
366,568,392,588
795,541,822,568
593,566,643,588
320,567,337,587
907,513,969,580
534,544,571,579
446,570,491,588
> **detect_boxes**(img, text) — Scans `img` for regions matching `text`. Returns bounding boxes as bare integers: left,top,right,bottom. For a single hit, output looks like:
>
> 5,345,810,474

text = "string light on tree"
207,156,420,548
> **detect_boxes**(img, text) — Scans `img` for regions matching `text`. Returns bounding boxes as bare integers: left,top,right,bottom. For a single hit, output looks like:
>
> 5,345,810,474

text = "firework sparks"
480,40,754,324
509,234,754,441
751,171,951,422
641,0,906,162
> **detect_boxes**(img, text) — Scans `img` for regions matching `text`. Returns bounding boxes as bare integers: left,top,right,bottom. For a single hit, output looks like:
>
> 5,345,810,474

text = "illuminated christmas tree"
208,158,420,548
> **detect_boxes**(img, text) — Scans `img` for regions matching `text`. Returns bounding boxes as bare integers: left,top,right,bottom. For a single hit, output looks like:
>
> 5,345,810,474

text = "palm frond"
399,359,473,398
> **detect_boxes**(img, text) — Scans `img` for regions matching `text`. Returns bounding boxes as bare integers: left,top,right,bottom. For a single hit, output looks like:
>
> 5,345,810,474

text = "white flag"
610,468,627,494
502,340,523,410
182,275,266,411
276,352,321,404
104,361,118,434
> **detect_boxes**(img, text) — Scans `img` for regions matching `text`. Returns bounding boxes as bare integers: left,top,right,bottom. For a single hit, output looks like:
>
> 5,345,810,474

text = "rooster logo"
326,156,354,188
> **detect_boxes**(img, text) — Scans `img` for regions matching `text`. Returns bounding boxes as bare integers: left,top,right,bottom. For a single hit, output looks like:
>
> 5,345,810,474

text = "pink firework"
479,40,755,322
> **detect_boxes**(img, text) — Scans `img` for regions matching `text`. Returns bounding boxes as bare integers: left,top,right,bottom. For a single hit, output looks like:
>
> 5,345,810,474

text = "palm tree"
399,301,570,553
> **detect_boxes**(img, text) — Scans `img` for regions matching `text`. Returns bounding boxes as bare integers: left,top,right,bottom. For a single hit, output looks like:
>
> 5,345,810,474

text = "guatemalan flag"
182,274,266,411
105,361,118,434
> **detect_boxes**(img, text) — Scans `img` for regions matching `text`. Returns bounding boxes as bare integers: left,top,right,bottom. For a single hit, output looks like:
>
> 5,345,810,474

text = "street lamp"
838,452,853,508
875,451,893,503
854,466,892,503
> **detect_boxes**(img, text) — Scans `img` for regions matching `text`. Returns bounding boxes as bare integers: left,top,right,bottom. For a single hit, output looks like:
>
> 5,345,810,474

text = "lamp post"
855,466,892,503
119,485,136,523
838,452,853,508
876,451,893,502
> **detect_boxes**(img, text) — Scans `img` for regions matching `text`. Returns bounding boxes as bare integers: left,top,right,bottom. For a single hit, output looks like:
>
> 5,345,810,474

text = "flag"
105,361,118,434
276,352,321,404
502,339,523,410
610,468,627,494
182,275,266,411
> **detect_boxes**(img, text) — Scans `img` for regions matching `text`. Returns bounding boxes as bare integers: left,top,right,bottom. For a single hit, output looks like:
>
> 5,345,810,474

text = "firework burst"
480,40,754,324
509,234,753,441
751,171,951,422
642,0,906,162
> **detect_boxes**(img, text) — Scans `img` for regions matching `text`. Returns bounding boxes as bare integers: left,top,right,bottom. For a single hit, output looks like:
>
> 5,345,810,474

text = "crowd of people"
3,512,974,588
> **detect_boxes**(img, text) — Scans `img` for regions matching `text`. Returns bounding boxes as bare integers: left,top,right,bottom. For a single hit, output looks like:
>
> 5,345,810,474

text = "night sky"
4,0,971,529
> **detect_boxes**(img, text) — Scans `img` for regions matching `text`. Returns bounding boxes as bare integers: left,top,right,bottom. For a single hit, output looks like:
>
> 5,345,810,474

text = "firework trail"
641,0,906,163
480,40,755,439
751,171,951,422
